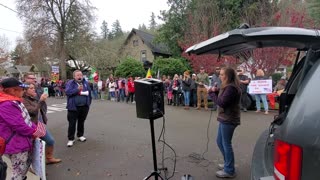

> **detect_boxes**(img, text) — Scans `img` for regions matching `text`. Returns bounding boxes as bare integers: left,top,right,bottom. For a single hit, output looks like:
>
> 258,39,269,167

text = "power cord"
187,108,215,167
157,110,177,180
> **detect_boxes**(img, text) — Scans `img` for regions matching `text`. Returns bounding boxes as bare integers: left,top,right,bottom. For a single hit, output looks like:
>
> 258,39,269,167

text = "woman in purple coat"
0,78,44,180
208,67,241,178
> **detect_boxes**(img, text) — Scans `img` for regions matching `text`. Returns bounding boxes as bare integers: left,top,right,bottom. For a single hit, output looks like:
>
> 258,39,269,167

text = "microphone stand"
143,118,164,180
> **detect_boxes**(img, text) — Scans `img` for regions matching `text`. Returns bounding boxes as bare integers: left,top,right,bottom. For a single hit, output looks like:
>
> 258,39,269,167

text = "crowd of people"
0,66,287,179
24,66,286,115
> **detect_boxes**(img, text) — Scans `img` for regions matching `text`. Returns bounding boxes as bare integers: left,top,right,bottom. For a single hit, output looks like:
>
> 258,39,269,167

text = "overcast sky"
0,0,169,50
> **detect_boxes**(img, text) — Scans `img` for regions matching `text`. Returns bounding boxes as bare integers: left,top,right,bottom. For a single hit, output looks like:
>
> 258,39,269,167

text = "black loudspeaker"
134,78,165,120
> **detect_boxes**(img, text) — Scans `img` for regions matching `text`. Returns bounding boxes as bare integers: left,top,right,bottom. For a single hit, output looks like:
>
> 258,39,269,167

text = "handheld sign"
248,80,272,94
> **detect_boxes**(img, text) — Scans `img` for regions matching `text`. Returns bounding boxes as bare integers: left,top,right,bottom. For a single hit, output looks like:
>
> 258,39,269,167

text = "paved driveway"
43,98,274,180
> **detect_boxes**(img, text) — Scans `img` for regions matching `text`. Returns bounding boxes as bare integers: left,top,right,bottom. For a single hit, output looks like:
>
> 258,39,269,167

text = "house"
4,64,40,80
120,29,171,68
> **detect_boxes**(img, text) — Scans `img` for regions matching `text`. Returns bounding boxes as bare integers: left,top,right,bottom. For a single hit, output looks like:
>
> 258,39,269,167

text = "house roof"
15,65,32,73
5,67,19,74
126,29,171,56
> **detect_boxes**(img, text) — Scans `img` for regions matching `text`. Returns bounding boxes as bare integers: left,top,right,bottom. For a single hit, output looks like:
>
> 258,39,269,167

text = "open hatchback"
186,27,320,180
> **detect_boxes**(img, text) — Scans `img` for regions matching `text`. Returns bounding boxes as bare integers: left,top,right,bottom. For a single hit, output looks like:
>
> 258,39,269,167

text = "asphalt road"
44,98,274,180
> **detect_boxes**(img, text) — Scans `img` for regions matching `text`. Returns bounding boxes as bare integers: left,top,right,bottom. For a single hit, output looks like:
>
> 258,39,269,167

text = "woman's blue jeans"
216,122,237,175
255,94,269,111
41,129,55,147
118,89,125,102
183,90,190,106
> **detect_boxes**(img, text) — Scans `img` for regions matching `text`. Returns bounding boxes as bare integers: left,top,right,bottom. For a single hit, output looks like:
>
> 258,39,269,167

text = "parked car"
186,26,320,180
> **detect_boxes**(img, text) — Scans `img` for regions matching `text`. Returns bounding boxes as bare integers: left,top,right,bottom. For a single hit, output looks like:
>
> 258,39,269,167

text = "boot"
46,146,62,164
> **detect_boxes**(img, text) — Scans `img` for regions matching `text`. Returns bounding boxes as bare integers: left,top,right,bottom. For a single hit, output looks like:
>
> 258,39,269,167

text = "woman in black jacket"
208,67,241,178
171,74,180,106
182,70,191,109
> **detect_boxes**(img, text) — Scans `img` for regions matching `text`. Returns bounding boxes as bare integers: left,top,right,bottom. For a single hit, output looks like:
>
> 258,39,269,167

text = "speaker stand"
143,119,164,180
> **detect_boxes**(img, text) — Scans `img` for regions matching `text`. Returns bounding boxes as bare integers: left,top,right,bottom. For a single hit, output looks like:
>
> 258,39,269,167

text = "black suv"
186,26,320,180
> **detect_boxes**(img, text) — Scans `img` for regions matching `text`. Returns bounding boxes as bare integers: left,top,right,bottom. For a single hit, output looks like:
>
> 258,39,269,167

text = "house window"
133,40,139,47
141,50,147,61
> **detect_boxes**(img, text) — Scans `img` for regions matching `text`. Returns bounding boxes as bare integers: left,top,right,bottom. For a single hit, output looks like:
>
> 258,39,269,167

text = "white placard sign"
248,79,273,94
98,80,102,90
31,138,46,180
51,66,59,73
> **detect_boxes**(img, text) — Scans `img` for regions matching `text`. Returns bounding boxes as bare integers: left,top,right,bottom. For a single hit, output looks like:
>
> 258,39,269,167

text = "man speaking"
65,70,92,147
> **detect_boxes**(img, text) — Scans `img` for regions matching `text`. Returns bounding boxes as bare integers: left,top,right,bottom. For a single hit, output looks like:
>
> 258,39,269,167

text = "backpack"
0,132,15,180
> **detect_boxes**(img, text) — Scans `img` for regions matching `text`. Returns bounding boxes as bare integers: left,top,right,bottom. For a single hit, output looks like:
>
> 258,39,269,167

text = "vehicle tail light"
274,139,302,180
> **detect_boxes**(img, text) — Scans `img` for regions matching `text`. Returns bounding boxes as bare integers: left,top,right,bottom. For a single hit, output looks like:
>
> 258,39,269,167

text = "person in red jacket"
126,77,135,103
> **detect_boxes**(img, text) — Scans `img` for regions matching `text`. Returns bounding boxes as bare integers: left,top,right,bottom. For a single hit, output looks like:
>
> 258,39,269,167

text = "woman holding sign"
254,69,269,114
208,67,241,178
23,83,62,164
0,78,45,180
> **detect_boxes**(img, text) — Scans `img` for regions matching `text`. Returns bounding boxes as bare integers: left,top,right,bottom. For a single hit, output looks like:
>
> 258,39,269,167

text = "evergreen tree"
149,12,157,30
138,23,147,31
101,20,109,39
111,20,123,39
309,0,320,25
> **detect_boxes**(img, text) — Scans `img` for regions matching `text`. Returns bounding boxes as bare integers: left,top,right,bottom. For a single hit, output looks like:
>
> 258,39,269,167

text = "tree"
0,34,11,54
138,24,147,31
101,20,109,39
0,35,11,70
110,20,123,39
151,57,188,77
156,0,193,57
90,34,128,79
309,0,320,25
236,1,313,76
26,36,53,65
11,41,27,64
149,12,157,30
16,0,95,79
242,0,277,27
115,57,146,78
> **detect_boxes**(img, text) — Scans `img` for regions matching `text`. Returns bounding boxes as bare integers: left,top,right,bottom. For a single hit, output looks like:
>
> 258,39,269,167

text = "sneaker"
243,108,247,112
216,170,236,178
78,136,86,142
217,163,224,170
255,110,261,113
264,111,269,115
67,140,74,147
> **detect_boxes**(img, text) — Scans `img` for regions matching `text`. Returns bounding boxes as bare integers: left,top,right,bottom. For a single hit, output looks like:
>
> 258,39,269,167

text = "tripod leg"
143,173,153,180
158,173,164,180
144,171,163,180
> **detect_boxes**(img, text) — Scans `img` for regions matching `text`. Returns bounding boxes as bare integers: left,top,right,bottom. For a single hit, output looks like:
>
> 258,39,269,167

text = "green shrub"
115,57,146,78
152,57,189,77
271,73,283,84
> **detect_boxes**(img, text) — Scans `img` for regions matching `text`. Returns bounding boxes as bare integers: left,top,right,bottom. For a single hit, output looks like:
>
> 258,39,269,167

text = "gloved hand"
33,122,46,138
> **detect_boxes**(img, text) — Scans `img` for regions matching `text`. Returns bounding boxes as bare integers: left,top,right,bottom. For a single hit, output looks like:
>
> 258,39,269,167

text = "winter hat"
0,77,29,88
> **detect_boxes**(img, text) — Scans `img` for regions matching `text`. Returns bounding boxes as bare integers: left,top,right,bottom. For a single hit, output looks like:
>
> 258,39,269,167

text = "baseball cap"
0,77,29,88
